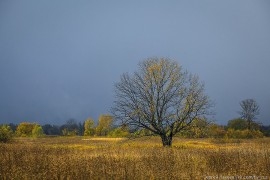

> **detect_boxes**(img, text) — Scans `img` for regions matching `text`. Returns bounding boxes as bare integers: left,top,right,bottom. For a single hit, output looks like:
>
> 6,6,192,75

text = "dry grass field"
0,137,269,179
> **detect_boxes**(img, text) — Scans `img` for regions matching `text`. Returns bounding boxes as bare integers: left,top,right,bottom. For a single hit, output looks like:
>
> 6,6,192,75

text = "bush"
16,122,36,137
227,118,248,130
226,129,263,139
0,125,13,143
133,128,153,137
176,118,210,138
260,125,270,137
84,118,95,136
208,124,226,138
62,128,77,136
16,122,45,137
108,127,129,137
32,125,44,138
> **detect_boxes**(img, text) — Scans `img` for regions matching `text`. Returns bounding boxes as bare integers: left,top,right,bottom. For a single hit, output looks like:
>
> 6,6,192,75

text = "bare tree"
112,58,212,146
239,99,260,130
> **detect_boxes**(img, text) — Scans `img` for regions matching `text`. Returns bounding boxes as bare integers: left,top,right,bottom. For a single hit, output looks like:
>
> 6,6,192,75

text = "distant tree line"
0,102,269,143
176,118,266,139
1,116,270,143
0,114,130,142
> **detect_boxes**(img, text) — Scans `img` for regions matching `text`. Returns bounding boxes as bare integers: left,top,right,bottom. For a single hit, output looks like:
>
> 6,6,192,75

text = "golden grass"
82,137,126,141
0,137,269,179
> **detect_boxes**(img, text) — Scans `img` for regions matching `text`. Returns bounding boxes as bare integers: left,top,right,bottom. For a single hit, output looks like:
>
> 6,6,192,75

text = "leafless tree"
239,99,260,130
112,58,212,146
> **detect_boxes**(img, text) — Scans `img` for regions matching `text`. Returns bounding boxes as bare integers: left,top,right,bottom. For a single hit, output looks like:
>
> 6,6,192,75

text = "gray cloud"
0,0,269,125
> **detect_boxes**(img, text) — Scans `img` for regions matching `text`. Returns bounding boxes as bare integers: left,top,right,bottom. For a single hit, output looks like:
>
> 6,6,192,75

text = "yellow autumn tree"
95,114,113,136
84,118,95,136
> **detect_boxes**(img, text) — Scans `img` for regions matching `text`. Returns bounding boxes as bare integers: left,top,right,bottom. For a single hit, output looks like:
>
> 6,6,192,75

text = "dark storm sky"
0,0,270,125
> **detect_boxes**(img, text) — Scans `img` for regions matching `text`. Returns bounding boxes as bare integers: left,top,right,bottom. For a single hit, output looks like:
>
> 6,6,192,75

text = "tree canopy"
239,99,260,130
112,57,212,146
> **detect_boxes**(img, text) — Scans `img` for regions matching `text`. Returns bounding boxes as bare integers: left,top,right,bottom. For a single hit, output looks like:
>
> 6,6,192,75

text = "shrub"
16,122,45,137
0,125,13,143
208,124,226,138
32,125,44,138
16,122,36,137
260,125,270,137
60,119,79,136
84,118,95,136
108,127,129,137
227,118,248,130
62,128,77,136
133,128,153,137
177,118,210,138
226,129,263,139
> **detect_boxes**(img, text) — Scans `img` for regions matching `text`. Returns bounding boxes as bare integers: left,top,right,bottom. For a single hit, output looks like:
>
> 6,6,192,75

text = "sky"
0,0,270,125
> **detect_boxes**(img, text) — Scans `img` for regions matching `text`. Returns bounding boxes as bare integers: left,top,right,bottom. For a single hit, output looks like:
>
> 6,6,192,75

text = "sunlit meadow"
0,137,269,179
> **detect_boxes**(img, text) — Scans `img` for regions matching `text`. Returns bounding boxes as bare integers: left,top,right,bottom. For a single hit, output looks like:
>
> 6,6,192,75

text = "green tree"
108,125,129,137
112,58,212,146
260,125,270,137
84,118,95,136
32,124,44,138
42,124,61,135
96,114,113,136
60,119,78,136
226,129,263,139
133,128,153,137
78,122,84,136
0,125,13,143
208,124,226,138
8,123,17,132
61,128,69,136
182,118,210,138
16,122,36,137
227,118,248,130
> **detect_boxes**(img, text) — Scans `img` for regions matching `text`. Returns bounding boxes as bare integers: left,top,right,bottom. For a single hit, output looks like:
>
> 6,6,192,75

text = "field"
0,137,269,179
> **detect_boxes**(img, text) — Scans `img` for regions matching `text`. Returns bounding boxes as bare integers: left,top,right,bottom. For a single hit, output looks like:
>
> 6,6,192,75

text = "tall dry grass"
0,137,269,179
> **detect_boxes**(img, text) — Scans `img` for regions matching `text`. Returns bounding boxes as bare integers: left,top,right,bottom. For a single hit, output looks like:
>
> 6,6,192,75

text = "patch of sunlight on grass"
122,142,162,148
82,137,126,141
46,144,97,150
1,137,269,179
173,140,223,149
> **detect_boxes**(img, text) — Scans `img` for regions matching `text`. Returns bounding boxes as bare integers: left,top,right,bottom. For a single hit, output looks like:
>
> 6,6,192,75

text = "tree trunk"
161,134,172,147
247,119,252,130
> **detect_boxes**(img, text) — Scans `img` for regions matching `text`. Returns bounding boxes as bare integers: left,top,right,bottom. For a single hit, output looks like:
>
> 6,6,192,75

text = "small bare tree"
112,58,212,146
239,99,260,130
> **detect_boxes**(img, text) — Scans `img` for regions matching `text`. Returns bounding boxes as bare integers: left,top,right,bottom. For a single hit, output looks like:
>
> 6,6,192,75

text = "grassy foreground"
0,137,269,179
